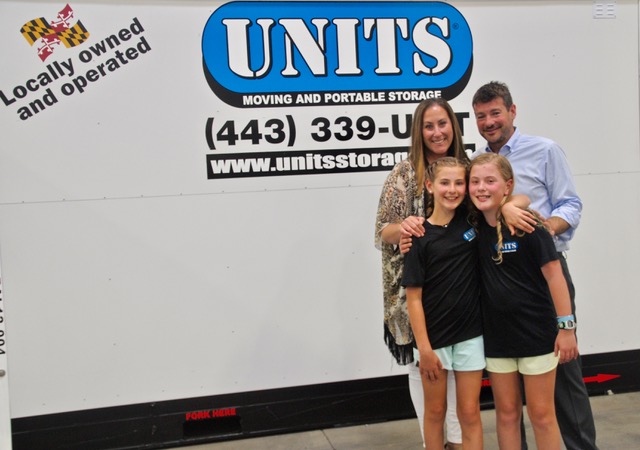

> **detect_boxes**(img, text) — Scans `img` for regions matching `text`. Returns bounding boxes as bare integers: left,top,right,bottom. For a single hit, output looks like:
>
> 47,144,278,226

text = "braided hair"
470,153,546,264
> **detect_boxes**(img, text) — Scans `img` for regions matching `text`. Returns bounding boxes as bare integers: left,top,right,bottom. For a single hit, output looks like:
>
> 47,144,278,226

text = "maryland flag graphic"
20,4,90,62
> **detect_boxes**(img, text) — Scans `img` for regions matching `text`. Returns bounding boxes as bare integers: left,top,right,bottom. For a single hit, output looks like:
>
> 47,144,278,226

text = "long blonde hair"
409,98,468,195
470,153,544,264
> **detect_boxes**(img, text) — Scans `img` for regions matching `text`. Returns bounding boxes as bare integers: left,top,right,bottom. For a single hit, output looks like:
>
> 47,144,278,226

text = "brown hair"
409,98,468,195
424,157,469,218
472,81,514,109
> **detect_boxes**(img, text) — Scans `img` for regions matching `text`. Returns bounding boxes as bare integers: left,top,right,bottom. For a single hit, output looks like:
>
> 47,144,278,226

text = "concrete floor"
171,390,640,449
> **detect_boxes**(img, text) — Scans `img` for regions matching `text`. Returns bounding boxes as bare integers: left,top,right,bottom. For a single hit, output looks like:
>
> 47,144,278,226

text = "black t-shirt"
401,207,482,350
477,218,559,358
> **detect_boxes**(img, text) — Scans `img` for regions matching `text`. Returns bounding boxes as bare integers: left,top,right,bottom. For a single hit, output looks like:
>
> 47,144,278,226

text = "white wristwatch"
557,319,576,330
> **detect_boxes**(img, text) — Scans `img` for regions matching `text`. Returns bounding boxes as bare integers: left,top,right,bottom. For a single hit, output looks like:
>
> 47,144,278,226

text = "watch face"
559,319,576,329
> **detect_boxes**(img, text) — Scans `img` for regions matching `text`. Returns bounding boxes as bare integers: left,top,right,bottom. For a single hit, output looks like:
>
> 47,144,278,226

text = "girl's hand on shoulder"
502,202,537,235
555,330,579,364
418,350,444,382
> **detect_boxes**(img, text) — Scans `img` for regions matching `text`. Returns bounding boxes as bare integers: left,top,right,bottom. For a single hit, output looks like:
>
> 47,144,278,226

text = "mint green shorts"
415,335,486,371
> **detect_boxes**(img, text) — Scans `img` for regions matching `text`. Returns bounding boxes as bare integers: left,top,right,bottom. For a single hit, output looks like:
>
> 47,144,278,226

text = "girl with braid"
468,153,578,450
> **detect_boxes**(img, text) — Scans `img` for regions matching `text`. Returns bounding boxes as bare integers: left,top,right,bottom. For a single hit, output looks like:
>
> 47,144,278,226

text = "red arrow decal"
480,373,620,388
583,373,621,384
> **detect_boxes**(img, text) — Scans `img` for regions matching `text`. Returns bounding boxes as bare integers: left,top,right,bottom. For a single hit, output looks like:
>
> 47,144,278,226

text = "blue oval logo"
202,1,473,107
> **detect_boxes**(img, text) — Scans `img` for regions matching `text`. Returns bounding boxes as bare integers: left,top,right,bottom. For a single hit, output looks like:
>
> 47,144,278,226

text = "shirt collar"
483,127,520,156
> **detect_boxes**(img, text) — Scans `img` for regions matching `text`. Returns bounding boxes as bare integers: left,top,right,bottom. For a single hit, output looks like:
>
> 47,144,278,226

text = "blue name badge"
463,228,476,241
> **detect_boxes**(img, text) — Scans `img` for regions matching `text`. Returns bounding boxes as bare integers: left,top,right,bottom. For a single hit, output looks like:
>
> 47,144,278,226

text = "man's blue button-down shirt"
472,128,582,252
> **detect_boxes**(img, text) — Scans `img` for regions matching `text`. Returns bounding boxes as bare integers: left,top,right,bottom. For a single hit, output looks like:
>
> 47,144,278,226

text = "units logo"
498,242,518,253
463,228,477,241
202,1,473,107
20,4,90,62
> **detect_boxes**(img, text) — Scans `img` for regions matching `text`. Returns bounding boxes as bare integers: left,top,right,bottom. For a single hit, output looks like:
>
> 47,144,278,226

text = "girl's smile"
427,166,466,224
469,163,513,223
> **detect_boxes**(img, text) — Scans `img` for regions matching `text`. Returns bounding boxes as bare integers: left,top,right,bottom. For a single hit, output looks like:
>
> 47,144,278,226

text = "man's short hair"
472,81,513,109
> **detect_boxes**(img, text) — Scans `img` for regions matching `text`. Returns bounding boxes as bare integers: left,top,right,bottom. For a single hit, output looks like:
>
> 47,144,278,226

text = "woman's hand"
381,216,425,246
401,215,425,238
398,216,424,254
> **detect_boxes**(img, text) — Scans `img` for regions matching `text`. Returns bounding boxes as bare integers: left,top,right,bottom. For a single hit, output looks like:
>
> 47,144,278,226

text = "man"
471,81,598,450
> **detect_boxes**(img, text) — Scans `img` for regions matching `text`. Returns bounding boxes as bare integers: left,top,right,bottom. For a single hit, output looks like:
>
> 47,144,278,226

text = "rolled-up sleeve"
546,143,583,236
